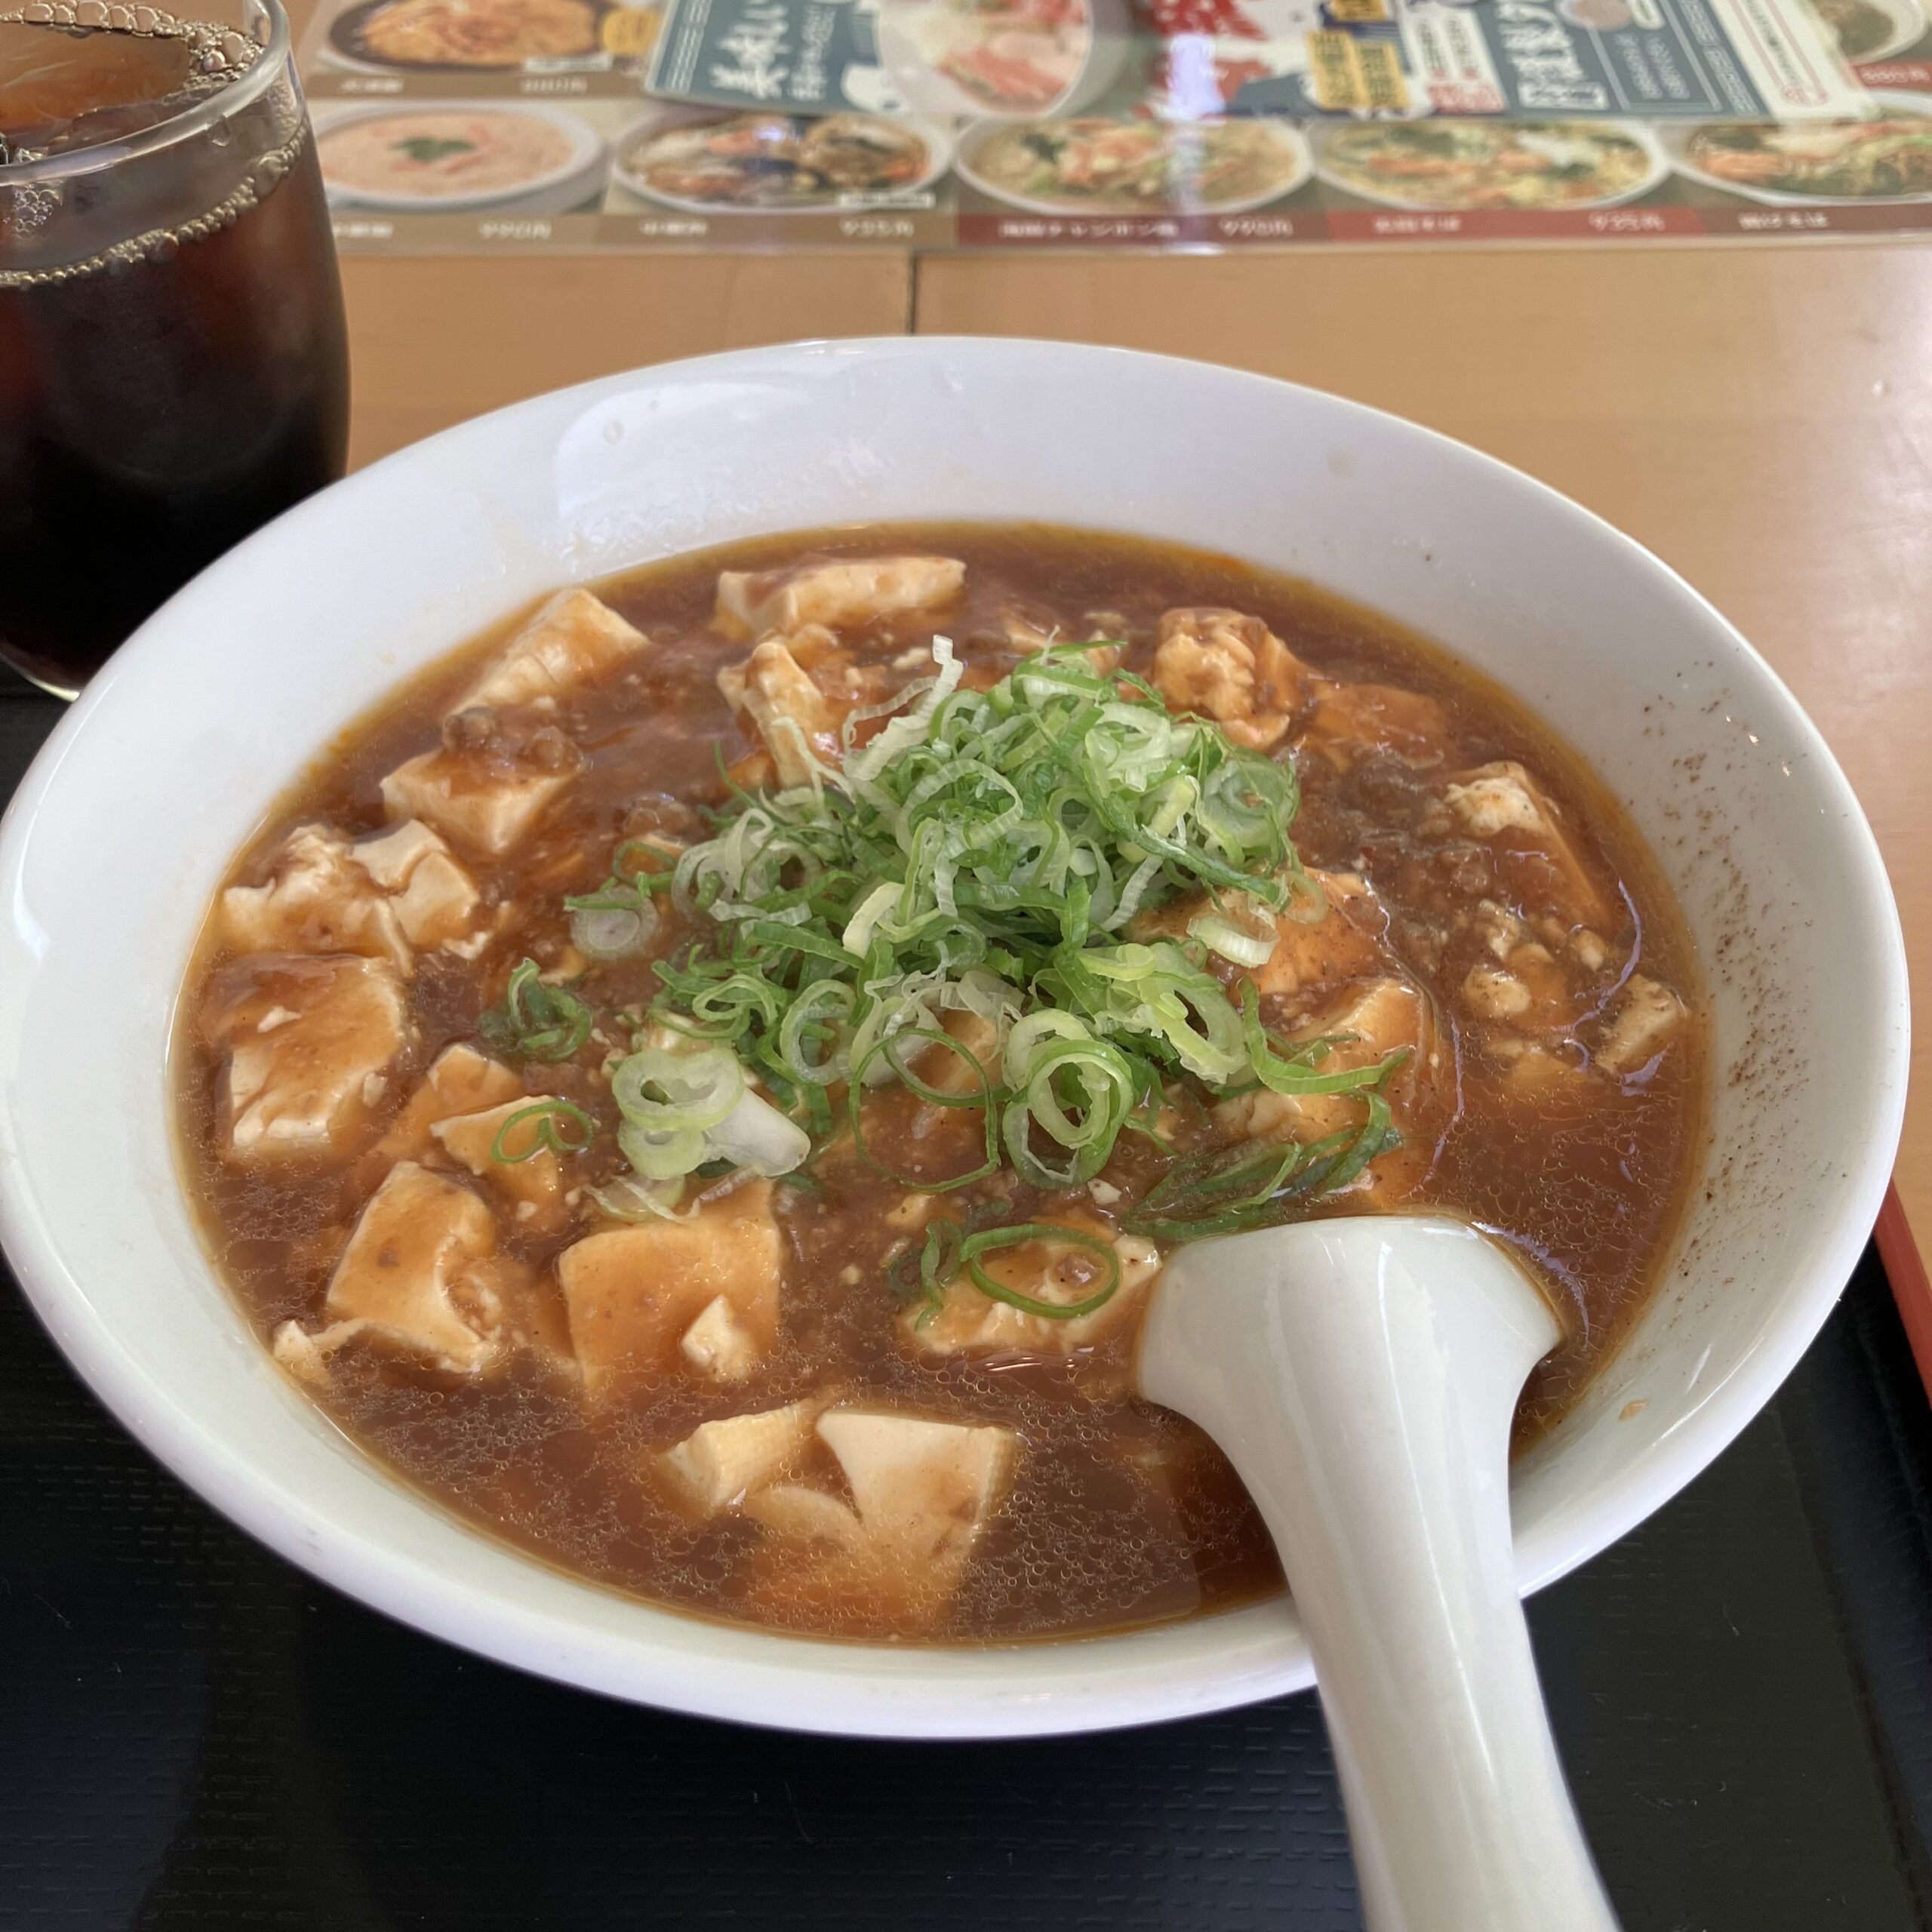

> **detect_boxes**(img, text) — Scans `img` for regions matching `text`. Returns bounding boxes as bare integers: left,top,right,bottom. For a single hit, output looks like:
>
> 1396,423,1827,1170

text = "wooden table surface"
341,240,1931,1238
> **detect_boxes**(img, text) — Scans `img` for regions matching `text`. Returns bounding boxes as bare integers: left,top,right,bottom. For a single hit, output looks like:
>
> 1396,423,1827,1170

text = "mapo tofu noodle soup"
175,526,1706,1643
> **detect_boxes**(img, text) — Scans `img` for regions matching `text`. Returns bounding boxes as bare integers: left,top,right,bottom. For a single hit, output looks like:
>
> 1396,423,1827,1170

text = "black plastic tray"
4,675,1929,1932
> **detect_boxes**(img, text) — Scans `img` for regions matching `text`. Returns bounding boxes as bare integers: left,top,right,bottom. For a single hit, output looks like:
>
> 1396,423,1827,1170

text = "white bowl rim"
0,336,1908,1739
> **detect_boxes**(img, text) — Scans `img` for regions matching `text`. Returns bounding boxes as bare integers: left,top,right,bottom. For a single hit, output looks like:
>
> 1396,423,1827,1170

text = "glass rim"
0,0,294,189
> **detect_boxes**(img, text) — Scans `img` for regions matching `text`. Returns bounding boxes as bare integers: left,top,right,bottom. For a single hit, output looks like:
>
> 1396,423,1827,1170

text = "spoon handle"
1142,1216,1620,1932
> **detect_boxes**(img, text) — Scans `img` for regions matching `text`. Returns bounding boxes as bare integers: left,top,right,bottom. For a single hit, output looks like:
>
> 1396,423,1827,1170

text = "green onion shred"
506,639,1411,1305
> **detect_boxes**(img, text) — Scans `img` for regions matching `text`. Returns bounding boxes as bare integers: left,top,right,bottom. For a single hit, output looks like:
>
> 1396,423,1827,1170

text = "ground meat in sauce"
174,523,1706,1644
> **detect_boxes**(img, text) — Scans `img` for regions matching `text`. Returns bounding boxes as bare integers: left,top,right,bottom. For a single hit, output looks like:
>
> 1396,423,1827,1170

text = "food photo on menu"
610,107,949,210
316,0,663,75
275,0,1932,247
315,100,613,214
3,0,1932,1922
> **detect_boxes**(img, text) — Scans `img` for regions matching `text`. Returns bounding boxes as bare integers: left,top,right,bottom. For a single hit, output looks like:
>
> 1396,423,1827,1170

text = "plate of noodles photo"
316,103,608,214
1664,94,1932,205
612,108,951,213
956,115,1312,215
321,0,657,72
1315,117,1669,212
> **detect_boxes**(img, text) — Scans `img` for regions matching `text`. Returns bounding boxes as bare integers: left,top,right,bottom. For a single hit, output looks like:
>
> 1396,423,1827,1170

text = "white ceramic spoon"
1139,1213,1620,1932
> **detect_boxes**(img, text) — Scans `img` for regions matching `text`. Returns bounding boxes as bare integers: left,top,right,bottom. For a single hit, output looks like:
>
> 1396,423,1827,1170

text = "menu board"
646,0,1867,122
296,0,1932,251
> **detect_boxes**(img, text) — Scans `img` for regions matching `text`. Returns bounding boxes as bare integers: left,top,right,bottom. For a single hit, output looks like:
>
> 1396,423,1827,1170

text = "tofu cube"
223,821,489,973
1217,975,1441,1150
745,1483,875,1551
680,1294,761,1380
432,1095,575,1232
221,825,411,971
370,1042,522,1169
1151,608,1315,751
1300,681,1459,772
321,1161,506,1372
558,1180,782,1395
821,1410,1014,1567
1136,870,1389,1001
747,1409,1014,1585
352,820,488,957
658,1397,822,1513
715,555,964,639
1595,974,1687,1078
903,1227,1162,1360
716,638,844,789
202,954,408,1162
1441,762,1614,928
380,741,581,859
457,589,651,711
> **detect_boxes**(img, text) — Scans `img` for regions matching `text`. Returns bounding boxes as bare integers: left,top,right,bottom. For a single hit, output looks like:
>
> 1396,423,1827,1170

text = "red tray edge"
1875,1182,1932,1406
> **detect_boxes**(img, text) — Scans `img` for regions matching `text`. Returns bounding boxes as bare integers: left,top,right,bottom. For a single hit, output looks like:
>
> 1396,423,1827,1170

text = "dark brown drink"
0,3,348,696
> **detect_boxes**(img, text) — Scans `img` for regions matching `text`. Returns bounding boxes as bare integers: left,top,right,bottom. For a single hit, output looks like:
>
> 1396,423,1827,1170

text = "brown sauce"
173,522,1707,1644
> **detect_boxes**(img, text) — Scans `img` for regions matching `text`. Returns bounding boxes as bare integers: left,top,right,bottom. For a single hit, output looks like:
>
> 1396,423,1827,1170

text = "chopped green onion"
777,980,857,1086
570,901,658,961
1121,1091,1398,1244
847,1029,999,1192
589,1171,691,1222
908,1213,967,1326
525,635,1401,1220
1188,891,1279,969
603,1038,808,1184
1238,981,1409,1097
970,1222,1124,1320
905,1215,1121,1324
999,1011,1136,1189
478,959,593,1063
611,1043,745,1133
618,1117,707,1181
706,1088,812,1177
489,1098,595,1164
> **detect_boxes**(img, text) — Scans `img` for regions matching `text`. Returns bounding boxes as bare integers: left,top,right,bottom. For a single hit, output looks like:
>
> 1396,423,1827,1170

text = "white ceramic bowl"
0,339,1906,1739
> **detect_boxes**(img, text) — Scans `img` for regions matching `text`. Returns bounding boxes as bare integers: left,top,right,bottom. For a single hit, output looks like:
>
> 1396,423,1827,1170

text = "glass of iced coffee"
0,0,349,696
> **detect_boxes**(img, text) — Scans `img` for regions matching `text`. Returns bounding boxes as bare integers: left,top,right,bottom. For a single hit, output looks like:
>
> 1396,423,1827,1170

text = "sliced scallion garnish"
533,637,1409,1228
846,1027,1001,1192
489,1098,595,1164
1121,1091,1398,1243
909,1216,1124,1324
628,641,1312,1184
478,958,594,1063
1238,982,1409,1098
